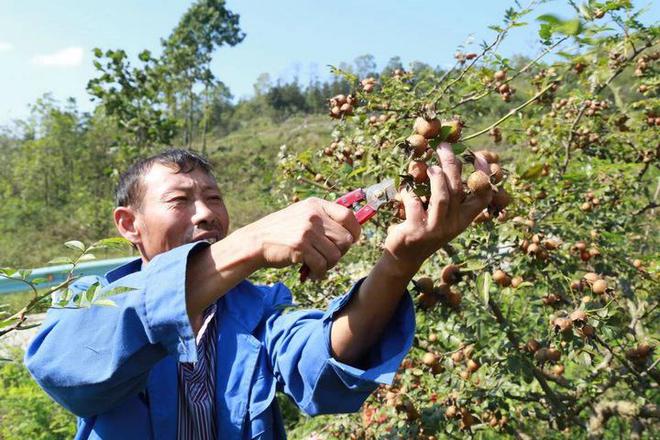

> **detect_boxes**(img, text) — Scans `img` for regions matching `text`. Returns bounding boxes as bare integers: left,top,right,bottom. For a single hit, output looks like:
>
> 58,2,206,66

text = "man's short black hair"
116,148,214,209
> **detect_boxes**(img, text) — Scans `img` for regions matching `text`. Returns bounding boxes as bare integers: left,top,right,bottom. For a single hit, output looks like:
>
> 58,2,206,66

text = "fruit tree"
275,1,658,438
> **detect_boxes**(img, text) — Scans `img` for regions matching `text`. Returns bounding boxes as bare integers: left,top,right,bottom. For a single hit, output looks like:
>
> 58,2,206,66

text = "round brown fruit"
569,310,587,324
583,272,600,283
408,160,429,184
451,350,464,364
491,187,512,210
552,364,565,376
511,276,523,288
477,149,500,163
422,352,438,367
413,117,442,139
553,317,573,334
415,277,434,294
442,117,464,143
591,279,607,295
580,325,595,338
467,171,492,195
489,163,504,183
441,264,461,285
546,348,561,362
526,339,541,353
492,269,511,287
407,134,429,156
466,359,480,373
446,405,458,419
494,70,507,81
446,290,462,308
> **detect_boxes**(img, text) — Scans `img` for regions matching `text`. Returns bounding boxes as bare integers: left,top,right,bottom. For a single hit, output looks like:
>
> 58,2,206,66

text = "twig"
461,82,557,142
450,36,569,110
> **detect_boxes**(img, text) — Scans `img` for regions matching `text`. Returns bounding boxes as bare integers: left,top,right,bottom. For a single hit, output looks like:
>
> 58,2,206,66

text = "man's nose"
192,199,217,225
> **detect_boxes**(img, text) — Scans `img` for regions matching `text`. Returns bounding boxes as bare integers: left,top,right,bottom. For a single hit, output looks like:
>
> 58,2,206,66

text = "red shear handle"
336,188,365,207
354,204,377,224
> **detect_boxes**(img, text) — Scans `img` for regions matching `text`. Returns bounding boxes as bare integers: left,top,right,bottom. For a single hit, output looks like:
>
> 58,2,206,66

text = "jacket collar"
105,257,143,283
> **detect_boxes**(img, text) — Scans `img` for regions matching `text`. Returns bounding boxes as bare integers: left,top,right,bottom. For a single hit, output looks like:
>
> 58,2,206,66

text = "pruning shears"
299,178,397,282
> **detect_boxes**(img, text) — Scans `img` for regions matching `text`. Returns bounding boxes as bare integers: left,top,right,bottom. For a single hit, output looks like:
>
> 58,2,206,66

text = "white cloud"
0,42,13,52
32,47,83,67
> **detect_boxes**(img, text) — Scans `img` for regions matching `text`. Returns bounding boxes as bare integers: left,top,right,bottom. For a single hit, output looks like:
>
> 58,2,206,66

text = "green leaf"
93,299,117,307
30,277,49,285
537,14,562,25
77,253,96,262
64,240,86,252
438,125,452,142
48,256,74,265
520,163,544,180
476,272,491,307
451,143,467,155
89,237,131,250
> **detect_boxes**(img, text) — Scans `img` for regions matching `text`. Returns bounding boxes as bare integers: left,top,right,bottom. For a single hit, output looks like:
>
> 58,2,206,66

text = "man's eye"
208,195,223,202
170,197,188,203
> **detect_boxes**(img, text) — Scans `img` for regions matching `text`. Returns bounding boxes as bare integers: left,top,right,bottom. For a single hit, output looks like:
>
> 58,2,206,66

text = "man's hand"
243,197,361,280
383,142,493,273
330,143,493,365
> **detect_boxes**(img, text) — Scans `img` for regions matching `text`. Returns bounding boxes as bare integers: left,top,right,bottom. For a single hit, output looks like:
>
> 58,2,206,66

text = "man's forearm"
330,252,420,366
185,227,263,331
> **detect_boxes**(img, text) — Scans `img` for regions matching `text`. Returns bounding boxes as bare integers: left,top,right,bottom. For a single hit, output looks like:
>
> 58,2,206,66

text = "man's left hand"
383,142,493,273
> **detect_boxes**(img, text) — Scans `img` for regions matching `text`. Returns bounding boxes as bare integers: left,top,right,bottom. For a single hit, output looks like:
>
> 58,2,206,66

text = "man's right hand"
243,197,361,280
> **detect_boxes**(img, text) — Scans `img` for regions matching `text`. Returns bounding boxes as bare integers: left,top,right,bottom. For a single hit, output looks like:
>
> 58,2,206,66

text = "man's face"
124,163,229,262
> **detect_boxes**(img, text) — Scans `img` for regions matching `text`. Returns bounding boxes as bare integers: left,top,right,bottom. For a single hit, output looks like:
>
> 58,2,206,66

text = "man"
26,147,491,439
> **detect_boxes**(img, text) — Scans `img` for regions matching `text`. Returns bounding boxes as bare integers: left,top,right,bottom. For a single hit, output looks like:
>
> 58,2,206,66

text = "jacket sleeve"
24,241,209,418
262,279,415,416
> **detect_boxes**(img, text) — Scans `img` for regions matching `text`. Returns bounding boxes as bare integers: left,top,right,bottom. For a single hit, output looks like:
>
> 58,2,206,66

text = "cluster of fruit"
583,99,609,117
468,150,512,222
579,190,601,212
645,111,660,126
520,232,562,261
491,70,515,102
573,127,601,149
328,93,356,119
571,271,608,296
367,113,391,125
441,392,493,431
413,265,463,312
360,76,377,93
453,51,478,64
634,51,658,76
321,140,364,166
570,239,602,263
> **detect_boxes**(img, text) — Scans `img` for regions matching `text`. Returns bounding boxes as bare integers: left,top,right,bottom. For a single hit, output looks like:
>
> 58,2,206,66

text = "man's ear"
114,207,141,246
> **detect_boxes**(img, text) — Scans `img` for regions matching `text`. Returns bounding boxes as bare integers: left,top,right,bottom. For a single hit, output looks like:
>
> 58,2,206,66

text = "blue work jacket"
25,242,415,439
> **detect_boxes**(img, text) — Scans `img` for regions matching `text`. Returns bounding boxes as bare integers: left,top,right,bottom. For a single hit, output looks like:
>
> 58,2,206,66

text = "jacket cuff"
323,277,415,389
142,241,210,363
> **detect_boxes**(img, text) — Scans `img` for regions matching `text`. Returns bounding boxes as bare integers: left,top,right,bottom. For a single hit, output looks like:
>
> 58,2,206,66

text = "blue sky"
0,0,658,126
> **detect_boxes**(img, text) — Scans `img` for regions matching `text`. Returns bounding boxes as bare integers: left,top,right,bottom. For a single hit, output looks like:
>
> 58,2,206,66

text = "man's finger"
472,151,491,174
321,201,362,243
400,187,426,224
302,244,328,281
427,165,450,229
321,220,355,255
459,192,493,228
436,142,463,199
310,230,343,269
